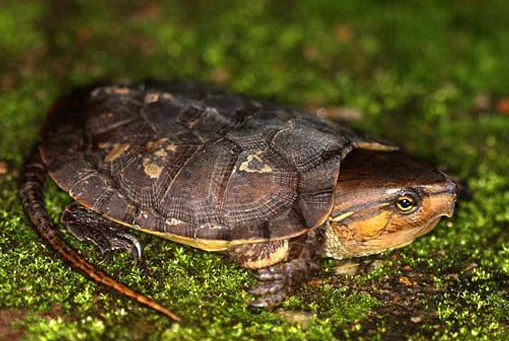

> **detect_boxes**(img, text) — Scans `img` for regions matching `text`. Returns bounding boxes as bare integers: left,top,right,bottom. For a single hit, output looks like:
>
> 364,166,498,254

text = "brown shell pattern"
40,81,372,242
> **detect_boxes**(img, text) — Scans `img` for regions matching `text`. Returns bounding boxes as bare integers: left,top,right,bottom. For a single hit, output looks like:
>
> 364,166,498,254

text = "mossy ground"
1,0,508,340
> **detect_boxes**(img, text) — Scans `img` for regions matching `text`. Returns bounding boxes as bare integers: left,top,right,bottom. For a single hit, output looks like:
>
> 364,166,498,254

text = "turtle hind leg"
61,202,143,263
226,228,324,308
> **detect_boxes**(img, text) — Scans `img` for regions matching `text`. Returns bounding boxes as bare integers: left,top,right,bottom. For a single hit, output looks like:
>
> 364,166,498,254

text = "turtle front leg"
227,228,324,308
61,202,143,263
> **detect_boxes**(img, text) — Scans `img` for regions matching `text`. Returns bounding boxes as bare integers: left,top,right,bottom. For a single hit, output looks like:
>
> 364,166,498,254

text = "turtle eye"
395,192,419,213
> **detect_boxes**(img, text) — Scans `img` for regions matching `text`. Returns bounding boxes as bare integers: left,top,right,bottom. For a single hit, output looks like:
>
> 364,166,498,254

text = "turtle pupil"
399,199,412,208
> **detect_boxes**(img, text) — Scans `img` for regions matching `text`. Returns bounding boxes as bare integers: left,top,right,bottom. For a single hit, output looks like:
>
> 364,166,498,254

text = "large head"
324,150,457,259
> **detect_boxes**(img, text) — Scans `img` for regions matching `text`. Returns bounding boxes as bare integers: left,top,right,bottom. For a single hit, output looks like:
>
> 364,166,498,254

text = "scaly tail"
19,148,180,321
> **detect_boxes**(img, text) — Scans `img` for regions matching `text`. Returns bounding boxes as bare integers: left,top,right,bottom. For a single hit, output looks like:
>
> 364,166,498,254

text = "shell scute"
222,147,298,230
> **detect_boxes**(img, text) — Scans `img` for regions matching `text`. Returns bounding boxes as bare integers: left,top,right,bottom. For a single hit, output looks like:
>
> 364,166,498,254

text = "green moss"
0,2,44,62
1,0,509,339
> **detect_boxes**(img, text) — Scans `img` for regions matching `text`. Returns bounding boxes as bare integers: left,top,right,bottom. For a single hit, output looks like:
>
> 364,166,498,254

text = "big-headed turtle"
20,81,457,320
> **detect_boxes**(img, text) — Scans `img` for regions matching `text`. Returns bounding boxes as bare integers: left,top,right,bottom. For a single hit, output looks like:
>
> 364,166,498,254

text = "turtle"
20,81,457,321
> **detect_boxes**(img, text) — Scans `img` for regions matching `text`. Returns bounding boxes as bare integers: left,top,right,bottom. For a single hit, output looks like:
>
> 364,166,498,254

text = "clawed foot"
93,229,143,265
249,266,292,308
62,203,143,264
248,260,318,308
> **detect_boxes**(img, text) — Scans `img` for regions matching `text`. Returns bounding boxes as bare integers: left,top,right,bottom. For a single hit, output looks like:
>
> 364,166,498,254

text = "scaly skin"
248,229,324,307
19,148,180,321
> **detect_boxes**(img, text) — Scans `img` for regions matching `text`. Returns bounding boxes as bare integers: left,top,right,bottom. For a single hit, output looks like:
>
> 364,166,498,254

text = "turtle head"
324,150,457,259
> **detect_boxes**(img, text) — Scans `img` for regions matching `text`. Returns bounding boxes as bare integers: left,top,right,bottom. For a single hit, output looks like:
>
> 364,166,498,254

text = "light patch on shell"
147,139,175,158
104,143,130,162
144,92,174,103
109,86,131,95
198,223,224,230
154,149,167,157
146,138,168,151
142,158,163,179
91,86,131,97
144,93,160,103
161,92,174,100
192,223,225,240
98,142,111,149
165,218,186,226
239,151,272,173
166,144,177,152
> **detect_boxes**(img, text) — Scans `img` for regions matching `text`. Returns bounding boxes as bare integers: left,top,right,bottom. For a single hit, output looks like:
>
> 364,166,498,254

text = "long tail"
19,148,180,321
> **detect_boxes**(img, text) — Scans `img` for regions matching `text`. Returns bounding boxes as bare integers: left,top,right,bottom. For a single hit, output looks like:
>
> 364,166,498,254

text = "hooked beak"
443,195,456,218
415,178,457,238
436,175,458,218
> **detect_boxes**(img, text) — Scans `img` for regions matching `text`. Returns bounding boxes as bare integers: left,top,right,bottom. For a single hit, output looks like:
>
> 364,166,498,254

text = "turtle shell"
40,81,394,250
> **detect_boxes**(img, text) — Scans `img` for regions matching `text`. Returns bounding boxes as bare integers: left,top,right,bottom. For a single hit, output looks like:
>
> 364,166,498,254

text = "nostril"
439,171,458,197
448,179,458,198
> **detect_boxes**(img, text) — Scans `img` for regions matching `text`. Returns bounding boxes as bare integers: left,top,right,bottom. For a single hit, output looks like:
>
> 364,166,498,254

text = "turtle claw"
117,231,143,262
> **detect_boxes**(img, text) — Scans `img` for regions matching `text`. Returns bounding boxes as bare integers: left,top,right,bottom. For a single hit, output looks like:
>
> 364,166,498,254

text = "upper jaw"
423,176,458,218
